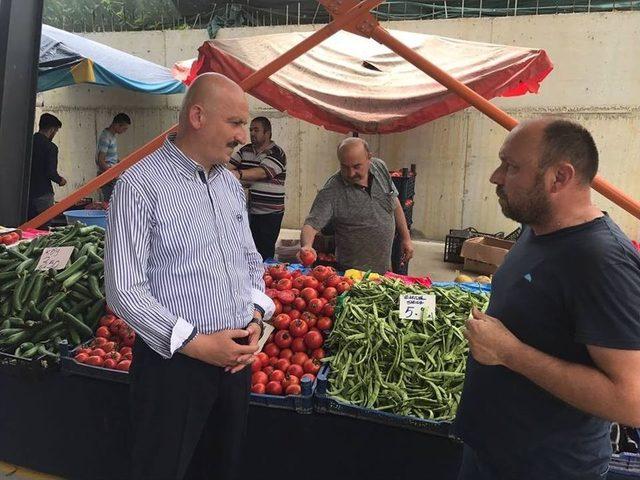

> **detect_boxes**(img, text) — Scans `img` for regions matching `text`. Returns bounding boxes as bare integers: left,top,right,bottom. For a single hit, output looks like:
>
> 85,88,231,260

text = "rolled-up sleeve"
104,179,195,358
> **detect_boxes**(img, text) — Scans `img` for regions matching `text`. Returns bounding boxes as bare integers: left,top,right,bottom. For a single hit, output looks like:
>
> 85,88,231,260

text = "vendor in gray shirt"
299,137,414,273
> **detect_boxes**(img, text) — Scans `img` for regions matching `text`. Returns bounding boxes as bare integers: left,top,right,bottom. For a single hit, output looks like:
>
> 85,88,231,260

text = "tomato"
90,348,106,358
312,266,332,282
276,278,292,291
103,358,117,369
105,351,122,362
303,358,321,375
292,276,306,290
291,270,302,279
251,383,266,394
96,326,110,339
282,374,300,390
307,298,324,315
74,353,89,363
77,348,92,356
265,381,283,395
301,373,316,383
322,287,338,300
318,297,329,307
300,287,318,302
299,249,317,267
278,290,295,305
269,356,279,367
264,341,280,357
101,341,117,353
85,356,104,367
273,313,291,331
262,366,275,376
91,337,108,348
115,360,131,371
273,299,283,315
274,330,293,349
322,304,335,317
282,304,292,313
291,337,307,353
287,364,304,378
119,346,132,356
304,330,324,350
317,317,333,330
285,384,302,395
303,277,320,290
293,297,306,311
269,264,289,280
99,315,117,328
109,319,125,335
122,331,136,347
254,352,268,368
301,312,317,328
122,352,133,361
278,348,293,360
324,275,341,288
289,319,308,338
263,275,273,287
269,370,285,383
265,288,278,299
291,352,309,366
289,309,301,321
275,358,291,372
291,288,300,297
251,358,262,373
267,333,275,344
252,371,269,385
336,281,351,294
311,348,326,360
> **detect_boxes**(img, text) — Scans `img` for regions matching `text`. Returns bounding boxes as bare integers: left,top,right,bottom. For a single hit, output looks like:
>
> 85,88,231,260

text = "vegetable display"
324,278,489,421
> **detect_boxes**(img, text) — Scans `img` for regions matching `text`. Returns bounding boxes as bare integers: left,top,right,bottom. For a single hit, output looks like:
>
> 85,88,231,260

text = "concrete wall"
38,12,640,240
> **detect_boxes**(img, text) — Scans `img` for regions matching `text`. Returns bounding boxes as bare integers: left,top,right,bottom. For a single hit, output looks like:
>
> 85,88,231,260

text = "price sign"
35,247,74,271
400,294,436,320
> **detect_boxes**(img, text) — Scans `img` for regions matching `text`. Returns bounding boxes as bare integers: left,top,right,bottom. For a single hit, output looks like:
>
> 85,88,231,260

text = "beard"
496,175,552,225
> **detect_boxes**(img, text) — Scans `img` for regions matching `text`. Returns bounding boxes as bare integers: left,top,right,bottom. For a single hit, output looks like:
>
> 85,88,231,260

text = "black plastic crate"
250,376,316,414
391,165,417,202
402,203,413,226
59,341,130,384
0,346,56,379
314,365,452,438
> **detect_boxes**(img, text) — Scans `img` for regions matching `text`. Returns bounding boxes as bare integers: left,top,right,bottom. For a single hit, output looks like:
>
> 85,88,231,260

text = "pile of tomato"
73,314,135,372
0,230,21,245
252,264,353,396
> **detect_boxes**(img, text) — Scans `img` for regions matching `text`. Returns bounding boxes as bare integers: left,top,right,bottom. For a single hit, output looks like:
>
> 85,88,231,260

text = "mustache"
227,141,240,149
496,186,505,198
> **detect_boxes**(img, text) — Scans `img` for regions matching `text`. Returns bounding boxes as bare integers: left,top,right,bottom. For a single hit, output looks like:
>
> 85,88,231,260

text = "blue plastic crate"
250,375,316,414
314,365,453,438
608,453,640,479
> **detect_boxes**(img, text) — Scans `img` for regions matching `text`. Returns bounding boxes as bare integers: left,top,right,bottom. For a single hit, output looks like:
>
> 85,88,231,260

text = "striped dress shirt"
104,134,275,359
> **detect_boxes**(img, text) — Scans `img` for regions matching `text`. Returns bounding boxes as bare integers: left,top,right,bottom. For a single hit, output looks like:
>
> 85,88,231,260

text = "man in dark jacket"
29,113,66,219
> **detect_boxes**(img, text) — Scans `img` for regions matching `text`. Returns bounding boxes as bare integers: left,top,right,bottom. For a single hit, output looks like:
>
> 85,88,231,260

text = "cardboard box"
460,236,515,275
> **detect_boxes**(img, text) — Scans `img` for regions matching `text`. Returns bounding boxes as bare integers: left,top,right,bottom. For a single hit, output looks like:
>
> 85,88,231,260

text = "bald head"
337,137,370,160
174,73,248,168
337,137,372,185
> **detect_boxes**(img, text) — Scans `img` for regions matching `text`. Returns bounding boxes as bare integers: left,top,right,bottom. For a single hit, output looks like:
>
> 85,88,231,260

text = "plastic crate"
314,365,452,437
391,164,417,202
0,346,55,378
59,341,130,384
402,203,413,226
250,376,316,414
608,453,640,479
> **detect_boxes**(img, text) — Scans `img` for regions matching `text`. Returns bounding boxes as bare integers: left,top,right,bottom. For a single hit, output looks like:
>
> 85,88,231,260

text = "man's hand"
464,307,522,366
59,177,67,187
400,239,414,264
231,169,241,180
228,322,262,374
180,329,258,369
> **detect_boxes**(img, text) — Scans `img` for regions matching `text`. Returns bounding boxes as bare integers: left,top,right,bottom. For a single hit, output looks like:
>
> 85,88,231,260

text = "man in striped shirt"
105,73,274,480
229,117,287,260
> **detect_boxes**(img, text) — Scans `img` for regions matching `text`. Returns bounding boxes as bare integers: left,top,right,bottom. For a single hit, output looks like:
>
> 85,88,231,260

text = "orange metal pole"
371,25,640,219
20,0,383,231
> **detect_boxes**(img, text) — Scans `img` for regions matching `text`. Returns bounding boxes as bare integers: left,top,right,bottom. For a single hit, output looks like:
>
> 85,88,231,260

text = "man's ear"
550,162,576,193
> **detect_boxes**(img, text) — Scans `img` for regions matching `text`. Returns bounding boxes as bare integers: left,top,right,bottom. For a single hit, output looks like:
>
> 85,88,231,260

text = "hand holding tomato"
180,329,258,371
297,247,317,267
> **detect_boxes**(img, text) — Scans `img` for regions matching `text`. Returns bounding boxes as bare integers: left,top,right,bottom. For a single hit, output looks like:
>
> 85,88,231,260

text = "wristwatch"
248,318,264,337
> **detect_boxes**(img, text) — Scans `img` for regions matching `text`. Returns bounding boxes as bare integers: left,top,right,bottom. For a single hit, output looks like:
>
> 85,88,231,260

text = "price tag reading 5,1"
399,294,436,320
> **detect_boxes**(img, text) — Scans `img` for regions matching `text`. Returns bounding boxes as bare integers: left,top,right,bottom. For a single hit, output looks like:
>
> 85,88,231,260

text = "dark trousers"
457,445,502,480
249,211,284,261
130,338,251,480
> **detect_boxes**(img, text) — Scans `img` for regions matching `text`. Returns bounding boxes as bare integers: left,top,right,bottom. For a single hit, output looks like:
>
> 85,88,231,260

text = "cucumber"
31,321,64,343
41,292,67,322
57,309,93,339
54,255,88,282
88,275,104,300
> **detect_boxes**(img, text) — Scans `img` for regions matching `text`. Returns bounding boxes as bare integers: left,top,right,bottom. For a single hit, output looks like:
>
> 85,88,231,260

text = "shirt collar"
163,133,225,182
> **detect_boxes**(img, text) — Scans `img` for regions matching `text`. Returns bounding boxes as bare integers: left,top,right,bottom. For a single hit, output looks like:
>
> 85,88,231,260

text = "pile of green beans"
324,278,489,421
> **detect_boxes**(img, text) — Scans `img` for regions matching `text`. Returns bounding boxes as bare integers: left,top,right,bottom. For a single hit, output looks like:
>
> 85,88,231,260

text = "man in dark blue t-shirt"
455,118,640,480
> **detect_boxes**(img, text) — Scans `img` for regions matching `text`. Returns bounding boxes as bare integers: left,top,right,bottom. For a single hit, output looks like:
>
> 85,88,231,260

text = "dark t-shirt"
454,215,640,480
30,132,63,198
